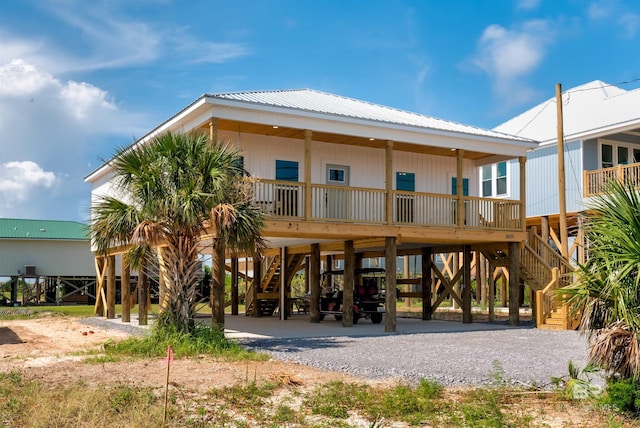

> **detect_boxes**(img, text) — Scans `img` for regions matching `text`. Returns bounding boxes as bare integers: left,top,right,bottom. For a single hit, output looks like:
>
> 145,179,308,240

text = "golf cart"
317,267,386,324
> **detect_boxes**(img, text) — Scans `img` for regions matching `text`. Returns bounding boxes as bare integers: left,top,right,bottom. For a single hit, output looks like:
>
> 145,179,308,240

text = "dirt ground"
1,315,634,427
0,316,368,392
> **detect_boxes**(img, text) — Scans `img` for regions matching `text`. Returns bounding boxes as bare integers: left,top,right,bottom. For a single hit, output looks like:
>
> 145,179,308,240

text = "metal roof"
494,80,640,143
207,88,532,143
0,219,89,240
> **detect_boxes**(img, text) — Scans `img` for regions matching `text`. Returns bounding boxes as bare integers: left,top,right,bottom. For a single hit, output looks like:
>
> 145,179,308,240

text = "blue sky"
1,0,639,222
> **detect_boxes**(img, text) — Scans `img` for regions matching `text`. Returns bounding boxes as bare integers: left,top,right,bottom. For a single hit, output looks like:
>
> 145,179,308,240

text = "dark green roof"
0,219,89,240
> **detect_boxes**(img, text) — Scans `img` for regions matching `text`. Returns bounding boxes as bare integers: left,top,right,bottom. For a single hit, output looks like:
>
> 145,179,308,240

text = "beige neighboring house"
0,218,96,305
85,88,543,330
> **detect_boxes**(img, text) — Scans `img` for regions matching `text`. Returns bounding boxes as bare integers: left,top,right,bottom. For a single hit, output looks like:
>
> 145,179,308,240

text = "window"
480,162,508,197
600,140,635,168
328,167,346,183
275,160,299,182
451,177,469,196
396,172,415,191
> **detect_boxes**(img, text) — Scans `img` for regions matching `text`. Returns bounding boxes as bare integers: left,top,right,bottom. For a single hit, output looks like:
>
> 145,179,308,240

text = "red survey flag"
164,345,174,364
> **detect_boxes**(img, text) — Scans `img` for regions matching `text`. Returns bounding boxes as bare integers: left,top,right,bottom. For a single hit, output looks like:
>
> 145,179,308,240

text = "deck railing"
584,163,640,196
252,179,522,231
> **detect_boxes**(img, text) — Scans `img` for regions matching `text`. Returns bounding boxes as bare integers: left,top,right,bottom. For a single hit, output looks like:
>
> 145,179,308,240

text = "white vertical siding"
525,140,584,217
222,130,474,193
0,240,96,276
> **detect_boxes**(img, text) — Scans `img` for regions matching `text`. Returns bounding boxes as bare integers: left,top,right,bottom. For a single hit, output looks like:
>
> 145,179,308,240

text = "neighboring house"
493,80,640,329
495,80,640,253
0,218,96,305
85,88,539,329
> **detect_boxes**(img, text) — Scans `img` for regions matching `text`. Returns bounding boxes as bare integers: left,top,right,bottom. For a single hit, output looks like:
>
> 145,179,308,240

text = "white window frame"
598,139,637,169
479,161,509,198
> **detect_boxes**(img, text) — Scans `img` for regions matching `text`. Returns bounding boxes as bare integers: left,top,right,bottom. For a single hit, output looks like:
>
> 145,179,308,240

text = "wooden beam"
309,243,321,323
385,236,397,332
343,240,355,327
385,141,394,225
93,256,106,317
304,130,312,221
422,247,432,320
431,264,464,308
280,247,287,320
106,255,116,319
262,219,527,244
508,241,520,326
251,258,261,318
519,156,527,232
456,149,464,227
209,118,218,144
121,259,131,323
231,255,239,316
138,260,148,326
462,245,472,323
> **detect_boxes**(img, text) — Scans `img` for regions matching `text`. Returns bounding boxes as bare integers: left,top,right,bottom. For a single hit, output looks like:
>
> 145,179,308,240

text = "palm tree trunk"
212,239,226,329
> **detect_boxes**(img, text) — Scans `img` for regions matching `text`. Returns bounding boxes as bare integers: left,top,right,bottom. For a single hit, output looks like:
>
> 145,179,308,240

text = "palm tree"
564,179,640,380
91,132,265,334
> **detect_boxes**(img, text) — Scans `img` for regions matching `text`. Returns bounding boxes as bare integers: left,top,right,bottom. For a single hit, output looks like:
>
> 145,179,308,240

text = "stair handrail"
245,281,255,316
535,267,560,326
521,242,554,287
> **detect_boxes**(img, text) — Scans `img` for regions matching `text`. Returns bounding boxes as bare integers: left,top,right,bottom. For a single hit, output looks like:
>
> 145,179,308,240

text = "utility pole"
556,83,569,259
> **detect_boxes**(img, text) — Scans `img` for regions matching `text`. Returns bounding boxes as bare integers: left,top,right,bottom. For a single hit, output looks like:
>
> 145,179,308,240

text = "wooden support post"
488,260,495,322
106,255,116,319
452,252,460,310
10,276,18,304
212,240,226,327
121,259,131,323
304,130,312,221
251,258,261,318
456,149,464,227
209,118,218,145
385,236,397,332
421,247,432,320
385,141,394,224
479,252,487,306
138,262,148,326
519,156,527,232
508,241,520,326
304,256,310,294
231,255,239,316
343,240,355,327
280,247,287,321
500,270,507,307
310,243,321,323
462,245,472,323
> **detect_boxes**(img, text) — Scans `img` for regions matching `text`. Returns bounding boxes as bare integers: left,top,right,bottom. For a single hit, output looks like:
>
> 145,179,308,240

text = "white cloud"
0,161,56,202
470,20,555,109
618,13,640,38
516,0,541,10
587,0,615,20
0,59,140,221
0,3,249,74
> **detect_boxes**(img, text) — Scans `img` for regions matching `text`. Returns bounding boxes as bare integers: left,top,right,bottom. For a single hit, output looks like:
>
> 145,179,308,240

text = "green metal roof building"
0,219,89,241
0,218,93,278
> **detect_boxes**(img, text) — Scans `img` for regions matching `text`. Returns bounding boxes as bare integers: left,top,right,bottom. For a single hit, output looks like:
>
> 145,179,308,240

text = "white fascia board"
206,98,538,157
537,118,640,147
85,98,212,183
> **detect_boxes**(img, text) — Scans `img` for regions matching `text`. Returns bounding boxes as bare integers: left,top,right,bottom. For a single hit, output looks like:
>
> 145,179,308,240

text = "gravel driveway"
85,314,593,389
239,324,592,388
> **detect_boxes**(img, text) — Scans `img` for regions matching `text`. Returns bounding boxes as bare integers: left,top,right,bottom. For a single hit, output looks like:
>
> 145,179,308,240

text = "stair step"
539,323,567,331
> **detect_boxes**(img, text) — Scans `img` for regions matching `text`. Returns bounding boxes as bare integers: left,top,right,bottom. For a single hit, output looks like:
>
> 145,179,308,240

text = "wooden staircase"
245,253,305,317
483,232,579,330
521,233,580,330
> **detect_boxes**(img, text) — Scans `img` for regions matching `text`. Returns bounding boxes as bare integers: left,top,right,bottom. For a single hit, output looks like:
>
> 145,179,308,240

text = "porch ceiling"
203,120,494,161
